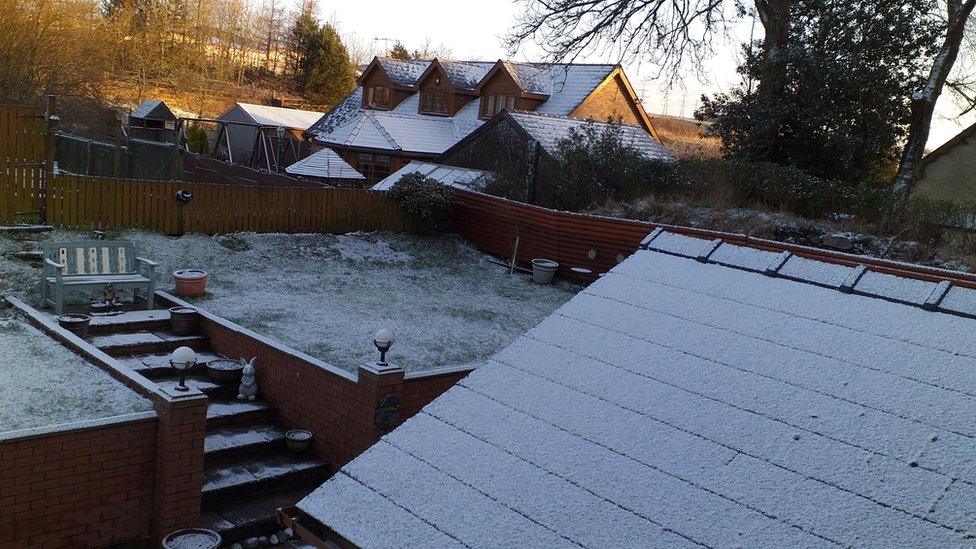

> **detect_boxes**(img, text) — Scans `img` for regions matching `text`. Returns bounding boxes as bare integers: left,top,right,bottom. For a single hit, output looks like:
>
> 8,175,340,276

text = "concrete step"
88,309,173,334
155,372,230,398
206,399,276,428
204,422,289,458
200,481,319,544
201,450,329,503
116,351,226,378
91,331,208,356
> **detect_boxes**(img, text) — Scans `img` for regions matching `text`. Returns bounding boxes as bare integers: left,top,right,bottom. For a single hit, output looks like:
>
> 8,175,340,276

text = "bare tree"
891,0,976,197
507,0,793,158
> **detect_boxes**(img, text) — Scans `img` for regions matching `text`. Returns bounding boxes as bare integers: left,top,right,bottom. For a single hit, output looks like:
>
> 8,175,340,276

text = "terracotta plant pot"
57,313,91,339
173,269,208,297
161,528,221,549
168,306,199,336
286,429,313,453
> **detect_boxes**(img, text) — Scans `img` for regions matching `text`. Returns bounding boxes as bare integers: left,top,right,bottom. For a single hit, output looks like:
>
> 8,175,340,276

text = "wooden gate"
0,104,49,224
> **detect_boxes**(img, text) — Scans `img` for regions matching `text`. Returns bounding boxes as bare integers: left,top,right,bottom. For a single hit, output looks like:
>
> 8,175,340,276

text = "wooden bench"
41,240,158,314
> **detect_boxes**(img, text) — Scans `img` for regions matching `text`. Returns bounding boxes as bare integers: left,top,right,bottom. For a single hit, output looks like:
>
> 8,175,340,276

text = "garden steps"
206,398,276,427
204,421,289,458
200,482,319,544
92,331,209,356
154,372,227,398
87,309,172,334
200,449,329,503
116,351,227,378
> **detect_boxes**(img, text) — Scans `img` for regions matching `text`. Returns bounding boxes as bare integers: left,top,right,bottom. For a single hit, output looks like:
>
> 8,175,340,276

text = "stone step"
200,481,319,544
201,450,329,503
91,331,208,356
204,422,289,458
88,309,173,334
116,351,226,378
206,399,276,428
155,372,229,397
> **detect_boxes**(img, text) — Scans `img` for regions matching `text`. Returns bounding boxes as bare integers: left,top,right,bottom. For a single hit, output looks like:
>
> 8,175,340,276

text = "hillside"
650,114,722,159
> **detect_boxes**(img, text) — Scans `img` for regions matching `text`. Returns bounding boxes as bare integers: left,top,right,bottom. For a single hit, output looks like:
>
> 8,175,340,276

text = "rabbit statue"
237,357,258,401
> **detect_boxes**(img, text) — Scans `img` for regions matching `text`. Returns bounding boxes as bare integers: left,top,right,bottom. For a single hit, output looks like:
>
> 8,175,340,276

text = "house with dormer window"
298,57,666,185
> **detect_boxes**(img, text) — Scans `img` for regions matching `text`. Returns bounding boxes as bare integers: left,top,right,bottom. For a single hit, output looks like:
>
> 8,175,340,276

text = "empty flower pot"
206,359,244,383
531,259,559,284
173,269,208,297
286,429,313,453
57,313,91,339
168,306,199,336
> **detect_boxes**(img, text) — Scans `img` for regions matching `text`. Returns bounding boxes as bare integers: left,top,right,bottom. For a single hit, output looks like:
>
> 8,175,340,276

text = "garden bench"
41,240,158,314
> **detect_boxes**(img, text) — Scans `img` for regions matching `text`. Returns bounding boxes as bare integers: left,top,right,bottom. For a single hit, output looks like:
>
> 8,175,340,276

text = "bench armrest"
136,257,158,279
44,258,65,279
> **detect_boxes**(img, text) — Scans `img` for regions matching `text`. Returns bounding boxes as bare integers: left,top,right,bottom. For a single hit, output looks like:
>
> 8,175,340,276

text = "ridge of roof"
921,120,976,168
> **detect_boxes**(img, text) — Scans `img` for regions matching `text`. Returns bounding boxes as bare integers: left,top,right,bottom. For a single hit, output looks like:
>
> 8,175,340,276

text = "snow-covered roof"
130,99,176,121
298,230,976,547
372,162,490,191
305,61,619,155
377,58,430,87
285,148,364,181
507,111,673,161
229,103,324,131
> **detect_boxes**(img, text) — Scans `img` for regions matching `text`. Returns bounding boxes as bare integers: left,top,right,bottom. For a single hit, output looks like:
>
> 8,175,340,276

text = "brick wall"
171,296,473,469
0,414,157,548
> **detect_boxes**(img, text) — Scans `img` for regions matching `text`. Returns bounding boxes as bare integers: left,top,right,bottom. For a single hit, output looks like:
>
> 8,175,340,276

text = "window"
421,90,449,115
366,85,389,109
481,93,515,118
356,153,392,184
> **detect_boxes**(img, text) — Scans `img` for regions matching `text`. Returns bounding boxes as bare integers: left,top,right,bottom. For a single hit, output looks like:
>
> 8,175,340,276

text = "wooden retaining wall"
46,175,412,235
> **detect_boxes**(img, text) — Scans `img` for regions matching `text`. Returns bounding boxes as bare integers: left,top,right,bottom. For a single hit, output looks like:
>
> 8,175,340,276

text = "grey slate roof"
285,148,364,181
130,99,177,121
377,58,430,87
507,111,673,162
371,161,490,191
298,230,976,548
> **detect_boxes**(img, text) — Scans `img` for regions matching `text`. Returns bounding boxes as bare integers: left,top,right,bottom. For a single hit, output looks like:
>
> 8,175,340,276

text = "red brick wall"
183,302,472,469
0,415,157,548
150,395,208,542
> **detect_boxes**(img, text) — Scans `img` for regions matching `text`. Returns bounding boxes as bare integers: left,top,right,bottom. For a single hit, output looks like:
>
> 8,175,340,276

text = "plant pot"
286,429,313,453
168,306,199,336
161,528,221,549
173,269,208,297
531,259,559,284
57,313,91,338
206,359,244,383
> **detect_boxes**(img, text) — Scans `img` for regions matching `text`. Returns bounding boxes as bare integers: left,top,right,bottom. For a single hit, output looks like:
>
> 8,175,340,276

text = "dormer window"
366,85,389,109
482,93,515,118
421,90,449,115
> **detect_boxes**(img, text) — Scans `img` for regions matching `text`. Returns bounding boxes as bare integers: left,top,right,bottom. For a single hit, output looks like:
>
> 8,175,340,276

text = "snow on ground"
0,311,151,433
0,230,578,373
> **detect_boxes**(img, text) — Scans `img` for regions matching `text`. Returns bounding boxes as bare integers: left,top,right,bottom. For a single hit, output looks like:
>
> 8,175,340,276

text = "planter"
285,429,313,453
160,528,221,549
531,259,559,284
206,359,244,383
57,313,91,338
173,269,208,297
168,306,199,336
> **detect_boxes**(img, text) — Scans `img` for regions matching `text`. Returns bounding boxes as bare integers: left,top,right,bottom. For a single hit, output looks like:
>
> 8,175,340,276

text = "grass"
0,230,578,373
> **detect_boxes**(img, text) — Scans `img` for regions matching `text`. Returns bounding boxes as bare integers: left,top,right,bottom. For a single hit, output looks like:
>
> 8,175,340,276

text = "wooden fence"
0,104,48,224
47,175,412,235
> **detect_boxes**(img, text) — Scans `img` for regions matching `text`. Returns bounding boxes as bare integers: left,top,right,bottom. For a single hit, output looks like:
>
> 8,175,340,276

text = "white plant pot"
531,259,559,284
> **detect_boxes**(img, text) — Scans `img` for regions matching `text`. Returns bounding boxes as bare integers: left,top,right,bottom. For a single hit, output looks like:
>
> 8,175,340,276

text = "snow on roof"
130,99,176,121
285,148,364,180
377,58,430,87
372,162,490,191
298,230,976,547
441,61,495,89
231,103,324,131
305,61,618,154
507,111,673,162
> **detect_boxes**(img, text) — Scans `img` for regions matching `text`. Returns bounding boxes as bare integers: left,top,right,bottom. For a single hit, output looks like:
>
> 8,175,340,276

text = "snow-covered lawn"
0,311,151,433
1,230,578,373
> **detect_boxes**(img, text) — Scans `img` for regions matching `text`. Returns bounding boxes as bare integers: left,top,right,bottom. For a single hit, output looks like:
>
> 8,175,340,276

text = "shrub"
185,123,209,154
389,173,453,232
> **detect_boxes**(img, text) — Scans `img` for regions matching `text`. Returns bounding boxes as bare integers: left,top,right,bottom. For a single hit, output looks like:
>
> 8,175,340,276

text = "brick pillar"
357,362,406,445
150,388,208,543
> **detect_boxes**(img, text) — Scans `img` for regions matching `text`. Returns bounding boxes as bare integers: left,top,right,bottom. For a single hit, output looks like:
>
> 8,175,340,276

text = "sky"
323,0,974,149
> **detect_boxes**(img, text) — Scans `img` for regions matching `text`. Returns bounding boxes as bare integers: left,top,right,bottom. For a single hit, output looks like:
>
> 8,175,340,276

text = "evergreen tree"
305,23,356,106
287,0,320,87
387,42,410,60
698,0,941,185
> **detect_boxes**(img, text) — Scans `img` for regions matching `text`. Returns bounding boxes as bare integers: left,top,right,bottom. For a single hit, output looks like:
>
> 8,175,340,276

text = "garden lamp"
373,328,395,366
169,346,197,392
275,126,287,172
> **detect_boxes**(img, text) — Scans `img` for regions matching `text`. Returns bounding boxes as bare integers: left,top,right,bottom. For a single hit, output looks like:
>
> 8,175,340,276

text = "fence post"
42,95,59,224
